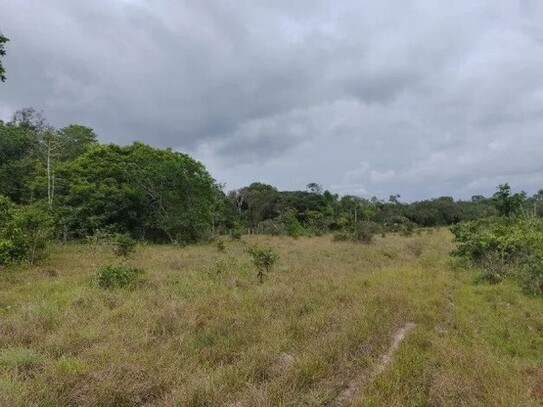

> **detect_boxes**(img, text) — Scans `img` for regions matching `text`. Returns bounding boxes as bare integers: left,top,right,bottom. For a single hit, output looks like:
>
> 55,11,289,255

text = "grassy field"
1,230,543,406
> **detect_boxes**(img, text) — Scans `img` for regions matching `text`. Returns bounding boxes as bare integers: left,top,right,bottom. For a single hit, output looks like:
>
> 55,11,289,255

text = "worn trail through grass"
1,230,543,406
325,322,416,407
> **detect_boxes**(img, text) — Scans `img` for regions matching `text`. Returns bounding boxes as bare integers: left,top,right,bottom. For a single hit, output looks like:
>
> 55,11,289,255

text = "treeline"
226,182,542,238
1,108,221,246
2,108,543,263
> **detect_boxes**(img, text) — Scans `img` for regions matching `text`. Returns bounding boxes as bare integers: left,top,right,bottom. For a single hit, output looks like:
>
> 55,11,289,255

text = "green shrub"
278,208,306,238
383,215,416,234
450,217,543,288
112,233,136,257
450,217,539,265
0,198,53,265
475,252,513,284
0,240,19,265
399,223,415,237
97,265,145,288
248,245,279,283
353,221,380,244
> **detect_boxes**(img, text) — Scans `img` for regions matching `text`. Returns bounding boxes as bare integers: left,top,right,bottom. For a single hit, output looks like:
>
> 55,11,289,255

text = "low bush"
450,217,543,289
0,197,53,265
383,215,416,234
112,233,136,257
97,265,145,289
353,221,380,244
278,208,306,238
248,245,278,283
521,255,543,295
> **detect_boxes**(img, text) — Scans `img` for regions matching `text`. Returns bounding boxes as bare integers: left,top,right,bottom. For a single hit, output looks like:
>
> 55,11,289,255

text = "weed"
216,240,226,253
96,264,145,288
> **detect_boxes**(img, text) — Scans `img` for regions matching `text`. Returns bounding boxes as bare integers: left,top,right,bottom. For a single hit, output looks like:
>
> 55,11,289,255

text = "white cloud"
1,0,542,200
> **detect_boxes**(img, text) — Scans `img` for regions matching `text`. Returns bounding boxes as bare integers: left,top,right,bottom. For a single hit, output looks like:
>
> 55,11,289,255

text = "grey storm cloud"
1,0,543,200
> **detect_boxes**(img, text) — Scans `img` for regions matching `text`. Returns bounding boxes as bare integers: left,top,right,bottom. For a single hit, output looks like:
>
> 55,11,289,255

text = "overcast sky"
1,1,542,200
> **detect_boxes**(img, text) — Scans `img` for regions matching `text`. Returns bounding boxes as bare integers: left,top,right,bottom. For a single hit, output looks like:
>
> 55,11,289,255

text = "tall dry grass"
0,230,541,406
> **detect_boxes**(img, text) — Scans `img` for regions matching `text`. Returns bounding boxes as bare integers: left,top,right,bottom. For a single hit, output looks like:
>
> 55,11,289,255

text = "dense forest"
1,108,543,265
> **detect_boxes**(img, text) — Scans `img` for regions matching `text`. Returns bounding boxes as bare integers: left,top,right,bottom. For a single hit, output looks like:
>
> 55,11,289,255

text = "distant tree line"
225,181,541,238
1,107,542,264
1,108,221,253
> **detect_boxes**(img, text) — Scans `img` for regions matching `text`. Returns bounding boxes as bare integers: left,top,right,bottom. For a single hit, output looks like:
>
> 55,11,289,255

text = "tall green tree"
0,122,39,204
493,183,525,218
57,143,218,242
57,125,98,160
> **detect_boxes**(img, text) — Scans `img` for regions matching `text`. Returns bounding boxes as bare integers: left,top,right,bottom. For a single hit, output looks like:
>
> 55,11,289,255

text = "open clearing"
1,230,543,406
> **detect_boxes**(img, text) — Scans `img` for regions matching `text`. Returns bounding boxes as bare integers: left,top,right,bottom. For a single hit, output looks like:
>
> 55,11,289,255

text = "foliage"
0,197,53,265
450,217,540,265
96,264,145,288
0,122,39,204
0,107,539,251
112,233,136,257
57,125,98,161
353,221,380,244
247,245,279,283
493,183,525,218
520,255,543,295
229,228,243,241
57,143,218,242
277,208,306,238
0,240,19,265
257,219,285,236
450,217,543,287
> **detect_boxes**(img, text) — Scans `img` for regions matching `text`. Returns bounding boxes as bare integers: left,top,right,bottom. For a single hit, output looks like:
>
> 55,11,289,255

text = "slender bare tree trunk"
47,142,52,209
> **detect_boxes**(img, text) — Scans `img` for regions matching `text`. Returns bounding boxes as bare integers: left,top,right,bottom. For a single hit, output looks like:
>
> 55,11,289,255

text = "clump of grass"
207,255,239,275
230,229,243,241
0,348,40,376
333,231,352,242
216,240,226,253
96,264,145,288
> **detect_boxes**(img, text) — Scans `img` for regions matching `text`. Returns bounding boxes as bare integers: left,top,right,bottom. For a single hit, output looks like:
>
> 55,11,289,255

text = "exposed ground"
1,230,543,406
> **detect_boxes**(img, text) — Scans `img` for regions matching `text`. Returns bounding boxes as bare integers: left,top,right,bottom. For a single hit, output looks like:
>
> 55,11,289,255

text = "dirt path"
324,322,417,407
